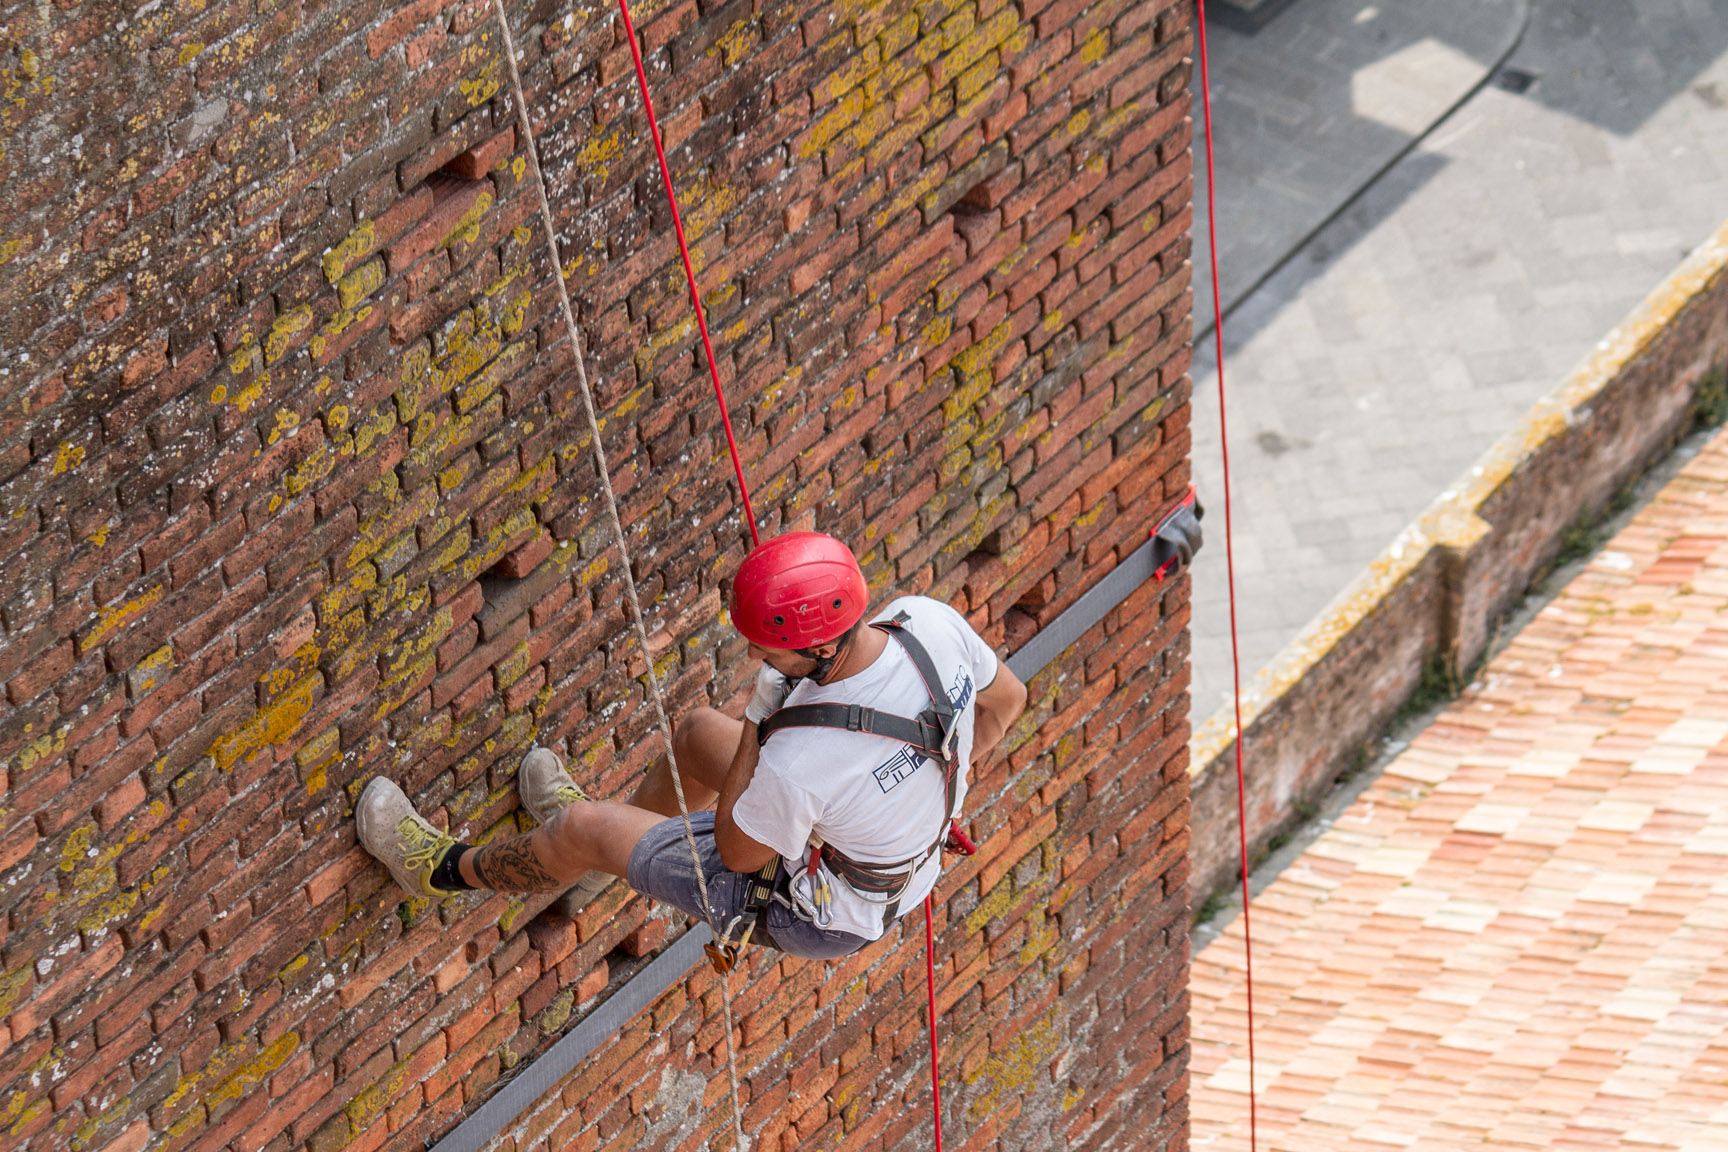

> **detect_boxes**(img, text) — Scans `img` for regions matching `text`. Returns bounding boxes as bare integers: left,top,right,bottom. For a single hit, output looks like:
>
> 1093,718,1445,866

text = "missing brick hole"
478,559,523,608
949,182,1001,254
952,184,993,217
476,536,565,636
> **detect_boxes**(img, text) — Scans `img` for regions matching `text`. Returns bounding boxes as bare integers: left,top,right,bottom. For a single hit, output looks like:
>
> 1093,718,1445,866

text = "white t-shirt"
730,596,1000,940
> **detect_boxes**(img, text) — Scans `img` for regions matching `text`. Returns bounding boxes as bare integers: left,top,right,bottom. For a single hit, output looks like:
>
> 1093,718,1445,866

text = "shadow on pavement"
1507,0,1728,137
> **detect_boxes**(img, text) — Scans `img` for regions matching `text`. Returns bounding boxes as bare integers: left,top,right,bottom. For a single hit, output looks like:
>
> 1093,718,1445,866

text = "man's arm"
971,661,1027,762
714,721,780,872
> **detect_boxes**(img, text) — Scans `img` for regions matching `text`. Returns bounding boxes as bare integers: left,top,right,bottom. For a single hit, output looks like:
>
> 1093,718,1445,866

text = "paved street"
1188,0,1728,720
1191,424,1728,1151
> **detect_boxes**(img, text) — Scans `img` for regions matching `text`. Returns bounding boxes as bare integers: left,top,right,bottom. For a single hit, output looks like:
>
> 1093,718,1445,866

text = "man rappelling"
356,531,1027,960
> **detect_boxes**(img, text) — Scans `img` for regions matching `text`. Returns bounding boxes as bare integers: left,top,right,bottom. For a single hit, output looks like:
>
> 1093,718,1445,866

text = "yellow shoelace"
398,818,453,873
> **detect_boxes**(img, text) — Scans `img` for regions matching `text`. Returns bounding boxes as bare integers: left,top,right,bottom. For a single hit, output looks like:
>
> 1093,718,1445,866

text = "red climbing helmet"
731,532,869,649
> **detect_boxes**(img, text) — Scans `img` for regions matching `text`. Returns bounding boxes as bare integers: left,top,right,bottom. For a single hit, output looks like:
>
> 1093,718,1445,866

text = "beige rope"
488,5,750,1146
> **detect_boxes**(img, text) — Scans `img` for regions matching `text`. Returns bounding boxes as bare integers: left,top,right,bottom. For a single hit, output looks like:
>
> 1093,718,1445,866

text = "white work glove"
744,666,791,724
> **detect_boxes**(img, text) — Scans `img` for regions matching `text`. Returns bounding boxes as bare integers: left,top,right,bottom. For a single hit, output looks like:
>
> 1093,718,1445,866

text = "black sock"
432,843,477,891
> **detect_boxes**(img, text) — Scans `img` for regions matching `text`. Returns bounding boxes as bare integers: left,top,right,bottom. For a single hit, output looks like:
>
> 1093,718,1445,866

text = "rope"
923,895,945,1151
616,0,759,548
489,5,751,1148
1195,2,1258,1148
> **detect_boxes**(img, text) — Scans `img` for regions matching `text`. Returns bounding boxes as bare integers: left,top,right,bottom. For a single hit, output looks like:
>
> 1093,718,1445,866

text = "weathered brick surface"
0,0,1194,1149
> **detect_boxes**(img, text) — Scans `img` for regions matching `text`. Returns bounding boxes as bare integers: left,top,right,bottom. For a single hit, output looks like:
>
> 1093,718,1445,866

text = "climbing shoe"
517,745,589,826
517,746,608,915
357,777,462,898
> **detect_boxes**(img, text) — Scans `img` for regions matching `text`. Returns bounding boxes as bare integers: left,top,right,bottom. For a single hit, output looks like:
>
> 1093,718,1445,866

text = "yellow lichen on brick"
264,305,313,364
382,608,453,686
85,585,164,650
165,1039,250,1110
51,441,84,474
709,17,758,66
803,87,866,157
132,643,174,695
461,507,538,583
265,406,300,447
204,1032,299,1111
310,304,374,360
7,1095,50,1138
337,259,385,310
460,58,502,106
964,1014,1063,1120
0,966,30,1018
322,220,375,284
1080,25,1109,65
1018,911,1058,965
262,641,322,700
75,888,138,935
817,40,883,105
575,123,627,182
442,188,494,248
501,288,531,336
965,875,1018,935
69,1096,130,1151
209,673,318,771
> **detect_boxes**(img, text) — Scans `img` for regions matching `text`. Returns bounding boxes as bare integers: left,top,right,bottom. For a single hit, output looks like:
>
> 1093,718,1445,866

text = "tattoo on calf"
471,837,563,892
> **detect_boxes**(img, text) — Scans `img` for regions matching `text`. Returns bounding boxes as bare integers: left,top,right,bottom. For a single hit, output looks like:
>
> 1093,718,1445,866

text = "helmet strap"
796,620,861,685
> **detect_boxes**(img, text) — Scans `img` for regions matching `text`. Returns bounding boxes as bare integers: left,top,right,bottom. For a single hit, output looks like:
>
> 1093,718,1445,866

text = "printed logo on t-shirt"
949,668,974,711
872,665,976,794
874,746,924,793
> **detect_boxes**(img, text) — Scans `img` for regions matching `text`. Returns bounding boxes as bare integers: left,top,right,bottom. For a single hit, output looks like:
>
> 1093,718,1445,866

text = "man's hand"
972,662,1028,764
744,666,791,724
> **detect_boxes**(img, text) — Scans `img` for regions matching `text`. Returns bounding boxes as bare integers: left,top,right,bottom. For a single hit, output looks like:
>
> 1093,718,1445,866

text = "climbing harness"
703,858,784,974
757,612,970,926
1196,1,1261,1148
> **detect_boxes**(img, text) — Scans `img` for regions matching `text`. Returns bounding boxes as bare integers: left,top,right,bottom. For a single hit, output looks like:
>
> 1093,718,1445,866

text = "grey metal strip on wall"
429,925,712,1152
429,534,1164,1151
1005,536,1158,682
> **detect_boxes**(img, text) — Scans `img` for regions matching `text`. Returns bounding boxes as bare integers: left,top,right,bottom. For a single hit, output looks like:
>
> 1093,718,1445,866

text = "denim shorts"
627,811,869,960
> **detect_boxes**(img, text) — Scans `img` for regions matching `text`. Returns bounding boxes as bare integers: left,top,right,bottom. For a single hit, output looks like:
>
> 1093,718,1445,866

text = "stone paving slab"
1190,0,1728,718
1194,0,1527,327
1190,424,1728,1151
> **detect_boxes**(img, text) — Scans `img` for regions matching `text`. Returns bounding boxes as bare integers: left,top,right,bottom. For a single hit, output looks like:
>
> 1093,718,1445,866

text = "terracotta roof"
1191,427,1728,1151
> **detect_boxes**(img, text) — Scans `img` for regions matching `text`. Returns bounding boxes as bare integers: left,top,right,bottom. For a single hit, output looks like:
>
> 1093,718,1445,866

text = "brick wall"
0,1,1196,1149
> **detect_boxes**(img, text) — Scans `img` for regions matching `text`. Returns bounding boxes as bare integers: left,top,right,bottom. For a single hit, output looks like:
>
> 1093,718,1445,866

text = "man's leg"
459,799,663,890
357,773,665,896
359,711,744,899
628,707,742,816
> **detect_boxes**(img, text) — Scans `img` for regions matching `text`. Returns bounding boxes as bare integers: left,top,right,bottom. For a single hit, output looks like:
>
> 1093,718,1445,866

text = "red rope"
924,895,945,1151
617,0,760,548
1195,2,1259,1148
618,8,952,1148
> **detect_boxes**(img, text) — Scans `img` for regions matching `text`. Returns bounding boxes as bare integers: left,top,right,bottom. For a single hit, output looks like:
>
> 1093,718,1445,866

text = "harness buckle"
846,703,865,731
918,709,957,761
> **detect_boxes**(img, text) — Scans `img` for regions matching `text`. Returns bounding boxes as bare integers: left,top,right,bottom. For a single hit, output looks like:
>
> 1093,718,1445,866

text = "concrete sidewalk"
1193,0,1527,328
1187,0,1728,718
1190,423,1728,1151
